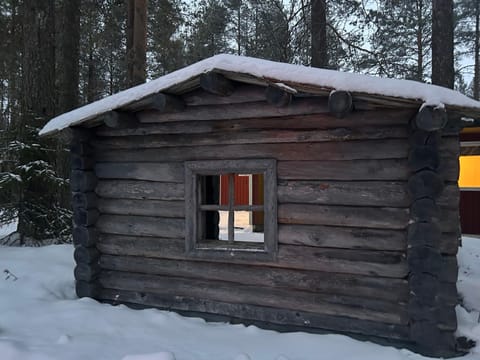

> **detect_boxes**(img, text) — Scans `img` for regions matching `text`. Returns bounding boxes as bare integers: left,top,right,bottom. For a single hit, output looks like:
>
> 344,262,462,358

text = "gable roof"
39,54,480,136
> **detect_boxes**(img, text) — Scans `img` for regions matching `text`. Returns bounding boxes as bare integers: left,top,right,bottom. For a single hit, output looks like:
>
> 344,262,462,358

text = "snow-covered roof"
40,54,480,136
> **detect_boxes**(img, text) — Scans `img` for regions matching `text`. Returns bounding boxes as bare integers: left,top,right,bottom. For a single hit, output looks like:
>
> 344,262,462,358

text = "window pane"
232,210,264,243
199,175,221,205
199,210,220,241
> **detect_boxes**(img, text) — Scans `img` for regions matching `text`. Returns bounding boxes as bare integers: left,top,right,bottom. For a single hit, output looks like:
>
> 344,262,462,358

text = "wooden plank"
98,198,185,218
97,214,185,239
97,109,414,137
278,224,406,251
98,270,408,324
277,157,458,182
95,162,183,183
99,288,411,340
278,204,409,229
96,235,408,278
95,180,184,200
99,254,409,302
93,126,409,150
278,181,410,207
94,139,410,163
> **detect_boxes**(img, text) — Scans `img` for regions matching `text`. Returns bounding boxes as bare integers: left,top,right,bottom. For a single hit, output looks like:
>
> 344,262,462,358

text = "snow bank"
1,238,480,359
39,54,480,136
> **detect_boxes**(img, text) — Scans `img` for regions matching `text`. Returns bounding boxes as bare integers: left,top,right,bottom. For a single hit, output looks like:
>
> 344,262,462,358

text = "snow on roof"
40,54,480,136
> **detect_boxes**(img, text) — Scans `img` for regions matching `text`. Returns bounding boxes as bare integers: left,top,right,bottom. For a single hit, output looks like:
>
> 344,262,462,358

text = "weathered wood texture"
96,234,407,278
98,288,411,341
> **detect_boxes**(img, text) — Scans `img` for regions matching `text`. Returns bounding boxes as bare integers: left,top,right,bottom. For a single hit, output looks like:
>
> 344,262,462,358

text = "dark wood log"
74,208,100,226
415,105,448,131
101,111,138,129
265,85,292,107
95,162,183,183
93,126,408,150
70,170,97,192
98,198,185,218
410,198,440,222
329,91,353,118
437,282,459,305
408,145,439,172
95,180,184,200
436,184,459,208
74,263,101,281
409,322,456,357
76,280,101,298
95,139,410,163
409,298,457,328
70,142,93,156
183,84,266,106
71,154,95,170
408,247,442,276
98,270,408,324
99,254,409,302
70,127,92,142
97,109,414,137
407,222,441,248
278,224,405,251
96,214,184,238
73,226,97,247
74,245,100,264
96,234,408,278
409,273,439,305
408,170,444,199
139,98,331,123
278,181,409,207
125,93,185,113
439,256,458,283
199,72,235,96
99,288,411,340
438,207,459,233
439,232,460,255
278,204,409,229
410,129,440,147
72,192,97,209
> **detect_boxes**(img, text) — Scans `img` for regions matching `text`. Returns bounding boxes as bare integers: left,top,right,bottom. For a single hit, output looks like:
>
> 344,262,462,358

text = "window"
185,159,277,260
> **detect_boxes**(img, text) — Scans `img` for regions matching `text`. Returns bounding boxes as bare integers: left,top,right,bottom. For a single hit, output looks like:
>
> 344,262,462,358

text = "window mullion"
228,173,235,244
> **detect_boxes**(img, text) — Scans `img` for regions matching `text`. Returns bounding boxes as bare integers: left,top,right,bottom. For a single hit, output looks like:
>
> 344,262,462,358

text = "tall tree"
432,0,454,88
311,0,327,68
126,0,148,86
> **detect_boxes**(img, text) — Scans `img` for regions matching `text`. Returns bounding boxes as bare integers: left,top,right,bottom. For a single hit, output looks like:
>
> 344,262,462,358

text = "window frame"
185,159,277,261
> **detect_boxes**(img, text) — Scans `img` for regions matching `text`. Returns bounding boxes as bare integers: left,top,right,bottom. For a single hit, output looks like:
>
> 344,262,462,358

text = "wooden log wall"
406,105,460,357
70,128,101,298
81,83,461,352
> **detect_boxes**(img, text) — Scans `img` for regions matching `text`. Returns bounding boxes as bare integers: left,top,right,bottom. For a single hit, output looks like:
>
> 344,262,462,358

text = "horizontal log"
408,145,439,172
407,222,441,248
200,72,235,96
278,204,409,230
98,270,408,324
415,106,448,131
95,180,184,200
99,254,408,302
95,139,410,163
408,170,444,199
70,170,97,192
278,224,405,251
277,157,458,182
410,323,456,357
71,154,95,170
410,198,439,222
72,192,97,209
95,162,183,183
278,181,410,207
93,126,408,150
98,109,414,137
98,198,185,218
96,234,408,278
125,93,184,113
74,262,101,281
101,111,138,129
73,208,100,227
76,280,101,298
265,85,293,107
74,245,100,264
409,273,440,305
439,232,460,255
182,84,266,106
73,226,97,247
410,129,440,147
99,288,411,340
97,214,185,238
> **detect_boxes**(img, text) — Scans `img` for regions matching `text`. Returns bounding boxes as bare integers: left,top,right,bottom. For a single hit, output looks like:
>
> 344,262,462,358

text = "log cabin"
40,54,480,357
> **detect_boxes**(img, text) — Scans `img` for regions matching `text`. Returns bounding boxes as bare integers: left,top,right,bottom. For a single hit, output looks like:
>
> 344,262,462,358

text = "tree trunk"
126,0,147,87
431,0,454,88
311,0,327,68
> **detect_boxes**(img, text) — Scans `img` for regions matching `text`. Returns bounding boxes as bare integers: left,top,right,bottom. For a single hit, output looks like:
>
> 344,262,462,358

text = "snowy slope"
0,238,479,360
39,54,480,136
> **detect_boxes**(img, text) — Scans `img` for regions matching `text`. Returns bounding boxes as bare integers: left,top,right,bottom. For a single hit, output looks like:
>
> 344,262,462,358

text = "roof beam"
200,72,235,96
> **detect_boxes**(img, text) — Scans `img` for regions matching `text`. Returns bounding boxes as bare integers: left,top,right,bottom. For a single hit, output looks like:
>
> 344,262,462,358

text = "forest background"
0,0,477,243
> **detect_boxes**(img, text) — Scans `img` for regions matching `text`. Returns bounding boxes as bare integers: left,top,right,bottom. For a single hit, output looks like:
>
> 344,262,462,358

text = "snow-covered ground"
0,238,479,360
